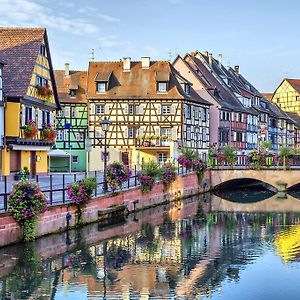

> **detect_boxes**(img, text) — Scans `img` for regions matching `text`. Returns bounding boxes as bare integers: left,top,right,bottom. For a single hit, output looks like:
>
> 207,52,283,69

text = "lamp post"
102,117,110,193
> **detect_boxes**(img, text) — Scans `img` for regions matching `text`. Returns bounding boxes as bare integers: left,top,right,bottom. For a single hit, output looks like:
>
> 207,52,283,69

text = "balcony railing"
136,138,170,148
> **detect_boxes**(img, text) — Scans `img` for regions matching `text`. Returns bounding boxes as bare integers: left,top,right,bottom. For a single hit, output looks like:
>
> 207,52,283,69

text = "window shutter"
124,105,129,115
104,104,110,114
157,105,161,115
201,108,205,121
21,105,26,126
50,112,54,125
95,127,101,138
74,107,79,118
139,104,144,115
155,127,160,136
231,112,235,121
31,107,36,123
124,127,128,138
242,132,245,141
63,129,68,141
38,109,43,129
172,127,178,141
64,107,70,118
90,103,95,115
135,105,140,115
233,131,237,141
139,128,144,137
171,104,176,115
241,114,244,123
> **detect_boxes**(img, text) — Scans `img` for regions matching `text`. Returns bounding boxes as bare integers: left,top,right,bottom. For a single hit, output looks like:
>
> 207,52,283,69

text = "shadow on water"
287,183,300,200
214,178,276,203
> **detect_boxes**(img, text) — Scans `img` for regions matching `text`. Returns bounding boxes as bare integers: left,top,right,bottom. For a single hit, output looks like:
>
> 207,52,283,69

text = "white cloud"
0,0,99,35
78,5,120,22
97,35,123,48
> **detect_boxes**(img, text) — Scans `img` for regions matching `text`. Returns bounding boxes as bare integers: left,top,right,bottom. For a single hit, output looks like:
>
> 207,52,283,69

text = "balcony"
135,137,171,150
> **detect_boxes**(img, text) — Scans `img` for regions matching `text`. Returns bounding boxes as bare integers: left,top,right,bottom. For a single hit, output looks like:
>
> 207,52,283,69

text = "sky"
0,0,299,92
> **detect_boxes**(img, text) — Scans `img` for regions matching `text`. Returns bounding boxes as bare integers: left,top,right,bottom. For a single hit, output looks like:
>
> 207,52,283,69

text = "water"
1,190,300,299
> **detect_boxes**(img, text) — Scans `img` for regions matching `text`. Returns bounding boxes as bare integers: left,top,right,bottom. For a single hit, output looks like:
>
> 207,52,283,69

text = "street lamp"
102,117,110,193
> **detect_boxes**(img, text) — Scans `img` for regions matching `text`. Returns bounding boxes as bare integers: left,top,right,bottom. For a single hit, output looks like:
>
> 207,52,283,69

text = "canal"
1,188,300,299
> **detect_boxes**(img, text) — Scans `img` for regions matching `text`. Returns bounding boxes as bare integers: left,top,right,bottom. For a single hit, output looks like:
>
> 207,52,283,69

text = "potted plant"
36,84,53,100
178,147,195,170
143,136,152,147
24,120,38,139
279,146,294,169
106,162,131,191
160,163,177,187
219,146,237,166
248,149,265,170
41,123,56,142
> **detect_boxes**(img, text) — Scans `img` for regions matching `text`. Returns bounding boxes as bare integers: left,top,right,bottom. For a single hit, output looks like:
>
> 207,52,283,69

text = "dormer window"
185,84,190,95
96,82,107,93
70,90,76,97
157,82,167,93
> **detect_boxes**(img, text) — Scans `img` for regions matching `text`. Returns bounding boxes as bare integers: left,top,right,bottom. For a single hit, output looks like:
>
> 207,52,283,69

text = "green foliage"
248,149,265,170
8,179,48,241
260,141,272,152
279,146,294,159
181,147,197,161
219,146,237,166
139,160,161,193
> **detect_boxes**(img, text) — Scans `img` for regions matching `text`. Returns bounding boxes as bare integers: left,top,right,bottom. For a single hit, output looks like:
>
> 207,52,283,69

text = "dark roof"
54,70,87,104
0,27,60,108
184,53,247,112
87,60,210,105
286,112,300,128
95,71,112,82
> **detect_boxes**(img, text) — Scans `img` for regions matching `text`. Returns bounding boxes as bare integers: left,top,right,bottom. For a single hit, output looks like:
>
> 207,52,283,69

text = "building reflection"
1,193,300,299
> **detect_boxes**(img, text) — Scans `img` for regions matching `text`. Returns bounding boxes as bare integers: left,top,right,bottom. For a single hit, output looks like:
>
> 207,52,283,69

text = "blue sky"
0,0,299,91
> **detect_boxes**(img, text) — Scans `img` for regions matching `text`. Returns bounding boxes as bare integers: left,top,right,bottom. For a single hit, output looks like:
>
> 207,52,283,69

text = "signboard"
85,138,93,152
261,129,266,134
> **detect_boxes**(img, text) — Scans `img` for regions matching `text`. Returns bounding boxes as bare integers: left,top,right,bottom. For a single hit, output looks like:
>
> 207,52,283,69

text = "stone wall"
0,171,211,248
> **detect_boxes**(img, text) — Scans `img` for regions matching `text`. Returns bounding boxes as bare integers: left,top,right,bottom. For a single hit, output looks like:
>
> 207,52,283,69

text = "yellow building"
0,28,60,176
271,79,300,113
86,57,210,171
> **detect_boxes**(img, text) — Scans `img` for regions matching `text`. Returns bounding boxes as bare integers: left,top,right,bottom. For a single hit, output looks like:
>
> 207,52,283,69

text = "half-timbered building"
54,65,88,172
0,57,5,175
0,28,60,176
87,57,210,170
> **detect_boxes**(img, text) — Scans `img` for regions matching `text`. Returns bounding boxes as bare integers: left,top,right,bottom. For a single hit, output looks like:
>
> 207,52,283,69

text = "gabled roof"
285,79,300,94
183,53,247,112
87,60,210,105
261,93,273,101
54,70,87,104
286,112,300,128
0,27,59,108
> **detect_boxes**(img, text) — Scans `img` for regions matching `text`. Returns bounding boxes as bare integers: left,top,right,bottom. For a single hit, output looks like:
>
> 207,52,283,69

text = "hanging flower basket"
41,123,56,142
35,84,53,99
106,162,131,191
24,120,38,139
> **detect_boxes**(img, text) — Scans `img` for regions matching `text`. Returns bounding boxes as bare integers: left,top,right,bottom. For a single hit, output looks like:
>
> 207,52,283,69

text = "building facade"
54,65,88,172
87,57,210,171
0,28,60,176
0,59,4,176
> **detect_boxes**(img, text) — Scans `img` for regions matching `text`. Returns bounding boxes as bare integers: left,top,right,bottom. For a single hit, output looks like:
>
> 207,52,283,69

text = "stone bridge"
210,169,300,191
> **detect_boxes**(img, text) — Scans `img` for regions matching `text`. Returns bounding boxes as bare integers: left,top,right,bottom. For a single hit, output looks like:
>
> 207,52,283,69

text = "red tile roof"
286,79,300,94
54,70,87,104
87,60,210,105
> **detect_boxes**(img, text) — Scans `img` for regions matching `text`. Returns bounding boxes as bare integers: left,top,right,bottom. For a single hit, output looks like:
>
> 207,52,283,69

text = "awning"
12,145,51,151
48,149,70,157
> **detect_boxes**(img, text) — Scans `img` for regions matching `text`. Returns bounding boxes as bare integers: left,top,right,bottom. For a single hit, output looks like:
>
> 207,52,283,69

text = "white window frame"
56,130,63,141
96,105,105,115
161,105,171,115
157,82,167,93
96,82,106,93
158,152,168,163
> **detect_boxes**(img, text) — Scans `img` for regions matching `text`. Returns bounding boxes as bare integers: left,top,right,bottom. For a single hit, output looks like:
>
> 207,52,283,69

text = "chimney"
218,54,223,67
208,53,213,66
234,65,240,74
123,57,131,72
64,63,70,76
204,51,209,57
141,57,150,69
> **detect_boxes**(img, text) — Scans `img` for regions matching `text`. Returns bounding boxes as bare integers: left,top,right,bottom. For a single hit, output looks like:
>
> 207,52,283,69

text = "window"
185,84,190,95
71,107,78,118
96,82,106,93
202,128,207,142
158,152,168,163
69,90,76,97
42,78,48,87
56,130,63,141
40,44,46,56
72,156,79,164
25,107,33,122
63,130,69,141
160,127,171,138
161,105,171,115
42,111,50,125
96,105,105,114
128,104,136,115
186,126,191,140
76,132,84,141
220,131,229,143
157,82,167,93
185,105,191,119
35,76,41,85
128,127,138,138
57,110,64,117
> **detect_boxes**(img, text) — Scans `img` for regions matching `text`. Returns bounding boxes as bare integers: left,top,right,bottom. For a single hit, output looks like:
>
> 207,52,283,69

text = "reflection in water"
1,192,300,299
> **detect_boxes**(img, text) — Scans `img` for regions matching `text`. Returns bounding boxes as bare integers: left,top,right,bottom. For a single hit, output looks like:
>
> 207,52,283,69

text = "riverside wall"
0,171,211,247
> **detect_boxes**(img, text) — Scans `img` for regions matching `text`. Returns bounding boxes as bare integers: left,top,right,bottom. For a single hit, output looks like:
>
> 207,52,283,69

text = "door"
121,152,129,166
10,150,20,172
30,151,36,177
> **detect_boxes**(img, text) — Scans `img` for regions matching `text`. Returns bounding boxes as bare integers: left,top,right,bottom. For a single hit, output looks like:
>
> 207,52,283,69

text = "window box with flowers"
106,162,131,192
160,135,169,146
41,123,56,142
24,120,38,139
35,84,53,102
